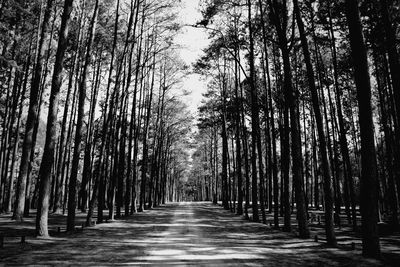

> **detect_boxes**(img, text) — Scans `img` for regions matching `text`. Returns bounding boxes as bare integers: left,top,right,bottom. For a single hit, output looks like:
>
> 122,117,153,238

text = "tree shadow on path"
0,202,398,266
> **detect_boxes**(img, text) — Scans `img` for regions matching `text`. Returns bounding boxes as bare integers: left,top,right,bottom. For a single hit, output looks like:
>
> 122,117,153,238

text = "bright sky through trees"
175,0,209,113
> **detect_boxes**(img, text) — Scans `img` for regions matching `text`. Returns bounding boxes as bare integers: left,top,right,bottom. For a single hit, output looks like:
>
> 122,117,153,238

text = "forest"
0,0,399,264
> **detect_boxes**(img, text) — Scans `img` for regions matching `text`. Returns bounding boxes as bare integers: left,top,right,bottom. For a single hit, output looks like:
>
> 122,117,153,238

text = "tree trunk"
66,0,99,231
328,5,357,229
293,0,336,246
13,0,54,222
36,0,74,237
345,0,380,258
268,0,309,238
247,0,260,223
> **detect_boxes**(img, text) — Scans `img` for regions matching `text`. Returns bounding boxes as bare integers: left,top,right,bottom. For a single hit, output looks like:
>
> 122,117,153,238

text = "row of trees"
190,0,399,259
0,0,193,237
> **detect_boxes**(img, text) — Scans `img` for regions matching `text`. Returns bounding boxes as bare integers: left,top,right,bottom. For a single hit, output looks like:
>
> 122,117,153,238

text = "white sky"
175,0,210,114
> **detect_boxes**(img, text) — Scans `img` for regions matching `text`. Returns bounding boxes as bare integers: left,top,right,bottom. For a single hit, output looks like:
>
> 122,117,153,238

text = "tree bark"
36,0,74,237
345,0,380,258
13,0,54,222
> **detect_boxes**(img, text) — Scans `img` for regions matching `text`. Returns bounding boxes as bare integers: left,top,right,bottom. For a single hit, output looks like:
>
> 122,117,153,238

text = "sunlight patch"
139,253,264,261
150,249,187,256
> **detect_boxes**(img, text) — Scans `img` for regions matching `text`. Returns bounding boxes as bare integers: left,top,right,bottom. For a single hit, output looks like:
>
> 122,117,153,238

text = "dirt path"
0,202,397,266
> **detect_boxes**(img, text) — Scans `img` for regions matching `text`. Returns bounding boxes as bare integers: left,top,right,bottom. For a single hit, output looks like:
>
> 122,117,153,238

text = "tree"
293,0,336,246
36,0,74,237
267,0,309,238
13,0,55,222
344,0,380,258
66,0,99,231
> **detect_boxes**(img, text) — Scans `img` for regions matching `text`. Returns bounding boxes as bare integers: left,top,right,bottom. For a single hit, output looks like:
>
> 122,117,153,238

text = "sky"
174,0,210,114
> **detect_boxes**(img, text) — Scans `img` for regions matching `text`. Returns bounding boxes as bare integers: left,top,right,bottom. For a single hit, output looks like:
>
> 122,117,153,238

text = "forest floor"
0,202,399,266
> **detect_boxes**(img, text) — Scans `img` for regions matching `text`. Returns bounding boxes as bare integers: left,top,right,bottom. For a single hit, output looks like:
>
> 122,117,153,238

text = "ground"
0,202,399,266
